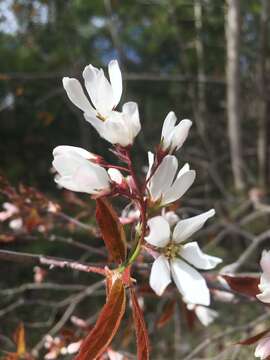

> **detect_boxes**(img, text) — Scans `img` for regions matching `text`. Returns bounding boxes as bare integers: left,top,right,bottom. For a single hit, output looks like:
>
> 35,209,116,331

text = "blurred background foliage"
1,0,234,193
1,0,270,359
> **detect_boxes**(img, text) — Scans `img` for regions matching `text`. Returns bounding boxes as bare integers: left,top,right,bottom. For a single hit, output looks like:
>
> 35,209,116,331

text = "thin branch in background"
183,311,270,360
31,281,104,356
0,250,107,275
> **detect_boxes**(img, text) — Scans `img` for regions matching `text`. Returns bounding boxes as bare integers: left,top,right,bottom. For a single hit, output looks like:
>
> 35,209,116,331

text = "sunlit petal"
150,255,171,296
172,209,215,243
171,258,210,306
145,216,170,247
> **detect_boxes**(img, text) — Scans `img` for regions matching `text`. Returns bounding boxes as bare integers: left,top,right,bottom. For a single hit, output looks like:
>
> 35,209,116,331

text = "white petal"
171,259,210,305
122,102,141,139
108,60,122,106
52,153,86,177
171,119,192,151
145,216,170,247
53,146,95,160
257,272,270,303
177,163,190,178
162,170,196,205
84,113,106,134
55,175,81,192
194,306,218,326
72,162,110,194
103,112,131,146
83,65,114,116
255,337,270,359
172,209,215,243
108,168,123,184
149,155,178,202
86,111,131,147
149,256,171,296
260,250,270,278
161,111,177,150
257,289,270,304
181,242,222,270
82,64,101,109
146,151,155,180
62,77,95,115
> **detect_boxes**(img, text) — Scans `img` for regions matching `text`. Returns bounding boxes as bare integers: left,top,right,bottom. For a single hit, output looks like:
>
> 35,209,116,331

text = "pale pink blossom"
0,202,19,221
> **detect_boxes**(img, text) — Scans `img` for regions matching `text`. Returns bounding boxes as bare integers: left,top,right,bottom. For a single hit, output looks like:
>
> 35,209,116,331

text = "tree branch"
0,250,106,275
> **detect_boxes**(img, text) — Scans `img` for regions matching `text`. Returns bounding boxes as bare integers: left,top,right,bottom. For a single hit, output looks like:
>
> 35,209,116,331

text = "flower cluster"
53,60,222,310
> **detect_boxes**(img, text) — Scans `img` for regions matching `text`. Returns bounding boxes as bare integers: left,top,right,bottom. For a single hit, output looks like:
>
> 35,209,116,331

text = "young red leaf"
222,275,260,297
130,288,150,360
96,198,126,264
238,328,270,345
75,278,126,360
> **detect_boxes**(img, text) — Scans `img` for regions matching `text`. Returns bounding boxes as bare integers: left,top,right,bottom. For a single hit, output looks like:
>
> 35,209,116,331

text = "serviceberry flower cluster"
53,59,222,307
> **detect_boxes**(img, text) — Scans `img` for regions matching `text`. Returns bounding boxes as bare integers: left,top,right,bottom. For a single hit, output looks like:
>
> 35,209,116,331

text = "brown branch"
0,250,106,275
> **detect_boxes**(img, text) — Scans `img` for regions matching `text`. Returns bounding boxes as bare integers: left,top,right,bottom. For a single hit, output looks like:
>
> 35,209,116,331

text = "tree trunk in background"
257,0,269,189
194,0,207,137
226,0,245,191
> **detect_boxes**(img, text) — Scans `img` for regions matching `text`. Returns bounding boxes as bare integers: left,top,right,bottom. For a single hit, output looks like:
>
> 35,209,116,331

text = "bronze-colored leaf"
96,198,126,264
222,275,260,297
238,328,270,345
75,278,126,360
130,288,150,360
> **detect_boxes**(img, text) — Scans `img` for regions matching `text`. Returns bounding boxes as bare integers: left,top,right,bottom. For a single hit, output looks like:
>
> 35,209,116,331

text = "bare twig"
183,311,270,360
221,229,270,273
0,282,86,296
31,280,104,356
0,250,106,275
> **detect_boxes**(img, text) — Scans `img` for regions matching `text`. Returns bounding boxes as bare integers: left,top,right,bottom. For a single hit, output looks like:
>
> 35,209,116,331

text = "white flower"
63,60,122,118
52,146,110,195
187,303,218,326
257,250,270,303
147,153,196,206
85,102,141,147
255,336,270,359
63,60,141,147
161,111,192,153
145,210,222,305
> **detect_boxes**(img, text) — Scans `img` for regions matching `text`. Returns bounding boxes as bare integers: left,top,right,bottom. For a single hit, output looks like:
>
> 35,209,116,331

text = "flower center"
163,242,181,259
97,113,106,122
